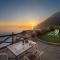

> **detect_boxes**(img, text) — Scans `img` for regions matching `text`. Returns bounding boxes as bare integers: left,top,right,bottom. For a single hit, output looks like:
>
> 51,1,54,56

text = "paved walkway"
36,39,60,60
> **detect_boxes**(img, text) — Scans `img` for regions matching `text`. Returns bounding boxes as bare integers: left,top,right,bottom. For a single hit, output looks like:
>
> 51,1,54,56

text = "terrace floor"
36,39,60,60
0,39,60,60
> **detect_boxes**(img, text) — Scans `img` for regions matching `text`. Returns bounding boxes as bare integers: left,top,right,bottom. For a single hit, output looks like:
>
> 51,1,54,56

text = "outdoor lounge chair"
23,51,44,60
23,48,44,60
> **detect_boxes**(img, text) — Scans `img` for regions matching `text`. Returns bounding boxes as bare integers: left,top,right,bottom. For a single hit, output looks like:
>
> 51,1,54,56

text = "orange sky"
0,22,37,30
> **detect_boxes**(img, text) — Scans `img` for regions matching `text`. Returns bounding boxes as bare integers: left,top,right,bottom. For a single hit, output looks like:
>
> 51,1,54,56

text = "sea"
0,28,28,36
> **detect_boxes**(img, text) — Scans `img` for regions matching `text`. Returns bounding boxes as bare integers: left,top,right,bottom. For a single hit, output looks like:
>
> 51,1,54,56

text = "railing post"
12,32,14,44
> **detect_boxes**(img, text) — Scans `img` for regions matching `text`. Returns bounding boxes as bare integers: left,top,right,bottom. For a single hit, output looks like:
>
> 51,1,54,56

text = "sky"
0,0,60,33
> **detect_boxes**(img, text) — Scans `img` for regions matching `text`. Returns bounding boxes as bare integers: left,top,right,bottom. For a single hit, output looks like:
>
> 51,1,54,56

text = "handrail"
0,32,22,48
0,34,16,37
0,32,21,37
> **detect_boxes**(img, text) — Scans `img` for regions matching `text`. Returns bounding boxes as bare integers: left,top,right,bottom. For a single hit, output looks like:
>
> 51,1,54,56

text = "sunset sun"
31,22,37,29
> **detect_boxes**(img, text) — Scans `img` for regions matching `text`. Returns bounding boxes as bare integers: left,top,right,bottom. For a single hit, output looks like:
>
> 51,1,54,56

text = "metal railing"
0,32,23,49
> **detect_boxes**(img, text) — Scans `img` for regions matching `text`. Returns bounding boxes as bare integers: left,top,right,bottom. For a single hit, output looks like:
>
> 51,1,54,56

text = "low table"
7,40,36,60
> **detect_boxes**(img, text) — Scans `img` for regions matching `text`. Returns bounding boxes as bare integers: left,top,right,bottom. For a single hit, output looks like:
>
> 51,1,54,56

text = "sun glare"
32,23,35,27
31,22,37,29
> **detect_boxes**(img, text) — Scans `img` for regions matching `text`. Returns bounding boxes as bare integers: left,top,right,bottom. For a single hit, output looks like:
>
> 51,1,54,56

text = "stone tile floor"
0,40,60,60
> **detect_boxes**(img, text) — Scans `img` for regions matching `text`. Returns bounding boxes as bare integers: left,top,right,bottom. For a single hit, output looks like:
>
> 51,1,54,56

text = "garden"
39,25,60,43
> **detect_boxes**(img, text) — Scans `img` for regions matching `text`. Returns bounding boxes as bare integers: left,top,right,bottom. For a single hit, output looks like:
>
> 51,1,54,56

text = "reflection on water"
0,28,28,35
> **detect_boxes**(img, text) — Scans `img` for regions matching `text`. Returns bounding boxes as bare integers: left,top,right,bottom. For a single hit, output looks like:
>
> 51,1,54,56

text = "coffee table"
7,40,36,60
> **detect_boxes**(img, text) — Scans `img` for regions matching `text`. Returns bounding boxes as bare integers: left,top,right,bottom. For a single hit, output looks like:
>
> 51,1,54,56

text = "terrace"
0,31,60,60
0,32,44,60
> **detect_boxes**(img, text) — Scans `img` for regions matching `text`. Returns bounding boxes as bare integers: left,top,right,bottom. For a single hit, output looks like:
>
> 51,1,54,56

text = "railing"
0,32,23,49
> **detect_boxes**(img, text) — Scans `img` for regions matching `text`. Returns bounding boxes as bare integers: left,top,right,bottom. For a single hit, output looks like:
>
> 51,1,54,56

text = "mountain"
36,11,60,29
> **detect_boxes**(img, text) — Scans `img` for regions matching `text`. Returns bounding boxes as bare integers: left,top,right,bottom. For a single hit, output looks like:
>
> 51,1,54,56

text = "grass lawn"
40,33,60,43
